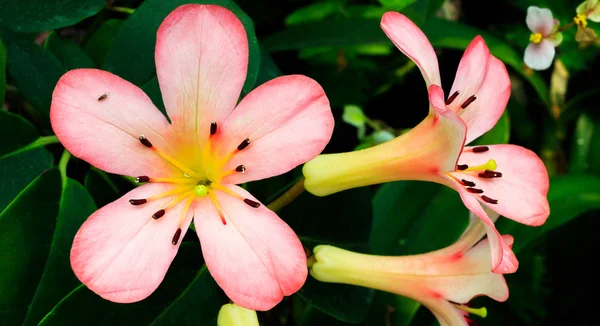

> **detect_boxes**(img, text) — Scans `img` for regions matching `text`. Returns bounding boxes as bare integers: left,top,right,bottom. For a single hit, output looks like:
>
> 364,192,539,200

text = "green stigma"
194,184,209,197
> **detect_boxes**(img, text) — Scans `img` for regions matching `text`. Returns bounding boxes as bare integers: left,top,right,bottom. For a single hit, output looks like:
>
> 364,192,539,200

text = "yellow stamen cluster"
574,13,588,28
529,32,543,44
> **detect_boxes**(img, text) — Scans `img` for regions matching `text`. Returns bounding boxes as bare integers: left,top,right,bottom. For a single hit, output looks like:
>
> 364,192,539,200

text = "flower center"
574,13,588,28
447,146,501,205
128,121,260,245
529,32,543,44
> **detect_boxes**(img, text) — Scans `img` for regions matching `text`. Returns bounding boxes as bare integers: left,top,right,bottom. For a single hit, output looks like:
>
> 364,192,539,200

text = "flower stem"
1,135,60,159
267,177,305,212
556,21,576,33
108,6,135,15
58,150,71,189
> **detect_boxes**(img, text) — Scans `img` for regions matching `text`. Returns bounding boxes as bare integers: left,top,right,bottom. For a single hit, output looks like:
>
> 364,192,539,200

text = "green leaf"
497,174,600,254
0,0,104,33
39,244,226,325
84,19,123,67
472,111,510,146
569,114,595,174
140,76,167,117
0,169,62,325
24,179,97,325
254,44,282,87
7,41,65,116
285,1,344,25
0,110,39,157
379,0,418,11
45,31,95,69
0,38,6,104
0,148,54,212
84,169,123,208
102,0,260,93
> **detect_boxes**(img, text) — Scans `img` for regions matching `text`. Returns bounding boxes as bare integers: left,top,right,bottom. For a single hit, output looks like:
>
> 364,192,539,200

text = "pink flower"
303,12,549,274
310,213,510,326
50,4,334,310
524,6,563,70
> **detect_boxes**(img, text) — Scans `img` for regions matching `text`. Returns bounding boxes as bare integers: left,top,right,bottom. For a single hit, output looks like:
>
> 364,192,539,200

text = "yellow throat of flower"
529,33,543,44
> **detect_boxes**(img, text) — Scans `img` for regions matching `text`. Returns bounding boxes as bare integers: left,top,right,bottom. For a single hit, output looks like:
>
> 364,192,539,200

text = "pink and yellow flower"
303,12,549,274
524,6,563,71
310,211,510,326
50,4,334,310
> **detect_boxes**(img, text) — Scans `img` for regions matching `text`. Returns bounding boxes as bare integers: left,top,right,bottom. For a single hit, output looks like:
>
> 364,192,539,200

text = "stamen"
244,198,261,208
172,228,182,245
129,199,147,205
461,95,477,109
194,184,209,197
136,175,150,183
237,138,250,151
179,197,194,225
149,177,196,184
210,121,217,135
152,209,165,219
445,91,459,105
457,164,469,170
164,190,195,210
472,146,489,153
485,169,502,177
464,159,497,172
481,195,498,204
466,187,484,194
478,170,502,178
97,92,109,101
236,165,246,173
139,135,153,148
454,304,488,318
148,186,194,201
209,192,227,225
461,179,476,187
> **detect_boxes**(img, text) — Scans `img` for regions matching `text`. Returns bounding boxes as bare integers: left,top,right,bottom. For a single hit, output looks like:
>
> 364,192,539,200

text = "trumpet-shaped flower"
50,4,334,310
218,303,259,326
577,0,600,22
310,212,510,326
303,12,549,274
524,7,563,70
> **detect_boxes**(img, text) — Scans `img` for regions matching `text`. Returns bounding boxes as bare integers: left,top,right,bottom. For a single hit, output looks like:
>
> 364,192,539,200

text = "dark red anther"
445,91,459,105
486,169,502,177
457,164,469,170
210,121,217,135
136,175,150,183
481,195,498,204
129,199,147,205
172,228,182,245
472,146,489,153
152,209,165,219
244,198,260,208
466,187,484,194
461,179,476,187
478,172,494,178
236,165,246,173
461,95,477,109
139,135,153,148
237,138,250,151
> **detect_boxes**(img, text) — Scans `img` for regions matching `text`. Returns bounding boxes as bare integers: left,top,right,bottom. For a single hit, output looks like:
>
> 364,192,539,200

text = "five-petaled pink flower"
524,6,563,71
50,4,334,310
303,12,550,274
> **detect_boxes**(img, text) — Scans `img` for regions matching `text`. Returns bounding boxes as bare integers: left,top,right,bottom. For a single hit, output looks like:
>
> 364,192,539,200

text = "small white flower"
524,6,562,70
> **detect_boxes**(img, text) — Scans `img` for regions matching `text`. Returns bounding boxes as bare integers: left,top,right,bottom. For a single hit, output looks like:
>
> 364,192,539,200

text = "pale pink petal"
50,69,177,178
70,183,194,303
458,56,510,144
215,75,333,184
380,12,441,88
155,4,248,143
455,144,550,226
526,6,555,35
524,40,555,71
446,36,490,113
425,299,470,326
195,185,307,311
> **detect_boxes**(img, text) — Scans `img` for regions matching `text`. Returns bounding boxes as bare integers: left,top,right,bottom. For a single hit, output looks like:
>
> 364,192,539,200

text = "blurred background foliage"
0,0,599,325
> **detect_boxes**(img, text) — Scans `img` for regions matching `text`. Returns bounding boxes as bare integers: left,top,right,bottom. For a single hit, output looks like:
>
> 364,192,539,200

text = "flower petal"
526,6,555,35
216,75,333,184
524,40,555,71
380,12,441,89
195,185,307,311
155,4,248,141
50,69,177,178
446,36,490,113
456,144,550,226
70,183,194,303
457,56,510,144
578,0,600,22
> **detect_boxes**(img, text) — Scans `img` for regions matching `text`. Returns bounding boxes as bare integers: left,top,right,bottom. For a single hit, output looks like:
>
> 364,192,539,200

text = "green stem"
108,6,135,15
0,135,60,159
267,177,305,212
58,150,71,189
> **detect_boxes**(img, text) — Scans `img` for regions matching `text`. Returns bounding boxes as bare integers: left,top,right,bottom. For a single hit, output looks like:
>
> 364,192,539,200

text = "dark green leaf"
472,111,511,146
379,0,417,11
0,0,104,33
39,244,226,325
285,1,344,25
140,76,167,117
0,38,6,104
45,31,95,69
84,169,131,208
7,41,65,116
497,174,600,253
84,19,123,67
254,45,282,87
24,179,97,325
102,0,260,93
569,114,595,174
0,110,38,157
0,169,62,325
0,148,53,212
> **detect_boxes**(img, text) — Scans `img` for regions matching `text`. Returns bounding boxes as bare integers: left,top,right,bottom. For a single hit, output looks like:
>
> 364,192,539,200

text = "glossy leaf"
472,111,511,146
83,169,123,209
0,38,6,104
7,41,65,116
102,0,260,93
569,114,596,174
0,169,62,325
83,19,123,67
45,31,95,69
0,109,38,157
